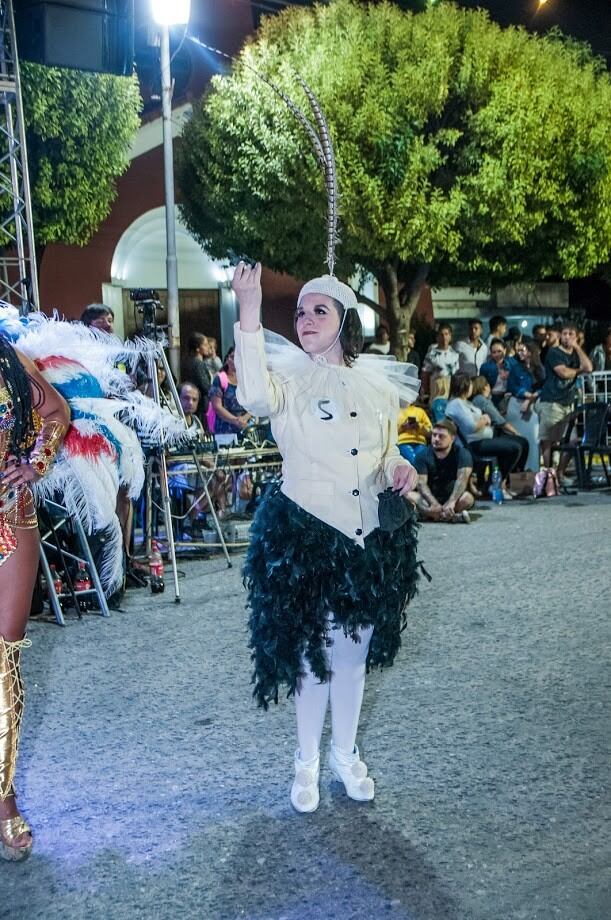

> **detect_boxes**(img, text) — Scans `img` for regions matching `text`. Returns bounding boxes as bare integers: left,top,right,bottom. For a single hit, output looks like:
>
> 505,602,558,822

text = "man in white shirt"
455,318,488,376
421,323,460,399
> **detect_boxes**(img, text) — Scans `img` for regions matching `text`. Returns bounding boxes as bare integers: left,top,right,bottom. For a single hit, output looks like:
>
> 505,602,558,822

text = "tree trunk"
377,262,430,360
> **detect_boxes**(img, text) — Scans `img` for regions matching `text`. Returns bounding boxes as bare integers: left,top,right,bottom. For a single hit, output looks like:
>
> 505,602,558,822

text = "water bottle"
50,564,63,596
149,540,165,594
74,561,92,612
490,464,503,504
49,565,64,610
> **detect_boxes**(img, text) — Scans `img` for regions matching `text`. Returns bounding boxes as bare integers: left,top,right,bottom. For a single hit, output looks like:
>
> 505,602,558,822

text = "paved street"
3,493,610,920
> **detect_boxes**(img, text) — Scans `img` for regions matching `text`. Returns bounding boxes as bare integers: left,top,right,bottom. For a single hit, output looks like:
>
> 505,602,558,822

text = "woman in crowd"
182,332,212,417
233,261,420,813
503,327,523,358
208,347,252,446
470,376,529,474
446,373,523,499
0,337,70,860
505,340,545,471
480,338,514,408
396,402,432,465
429,376,450,423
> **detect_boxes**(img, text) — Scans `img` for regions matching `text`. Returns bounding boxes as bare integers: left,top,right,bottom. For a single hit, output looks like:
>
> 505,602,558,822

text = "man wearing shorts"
538,323,592,483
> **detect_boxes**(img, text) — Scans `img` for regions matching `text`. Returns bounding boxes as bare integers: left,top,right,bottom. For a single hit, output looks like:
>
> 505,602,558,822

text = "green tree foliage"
19,63,141,247
177,0,611,353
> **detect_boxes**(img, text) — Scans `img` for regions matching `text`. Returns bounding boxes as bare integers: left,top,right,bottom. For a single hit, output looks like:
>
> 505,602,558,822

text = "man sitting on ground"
408,419,474,523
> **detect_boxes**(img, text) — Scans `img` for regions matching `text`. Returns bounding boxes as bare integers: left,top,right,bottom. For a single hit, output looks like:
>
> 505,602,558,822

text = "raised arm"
235,261,263,334
552,345,592,380
232,262,286,418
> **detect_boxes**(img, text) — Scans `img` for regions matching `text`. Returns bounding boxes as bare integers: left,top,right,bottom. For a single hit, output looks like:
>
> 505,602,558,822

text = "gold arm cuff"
28,420,66,479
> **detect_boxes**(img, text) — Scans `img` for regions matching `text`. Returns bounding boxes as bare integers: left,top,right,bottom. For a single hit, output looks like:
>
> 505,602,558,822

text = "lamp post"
151,0,190,379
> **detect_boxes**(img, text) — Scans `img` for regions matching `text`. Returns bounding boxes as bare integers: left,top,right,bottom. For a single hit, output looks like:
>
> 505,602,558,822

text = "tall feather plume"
191,39,339,274
190,39,324,165
294,75,339,276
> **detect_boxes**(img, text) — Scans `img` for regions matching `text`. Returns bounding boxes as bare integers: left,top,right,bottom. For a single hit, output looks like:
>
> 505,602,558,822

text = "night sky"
261,2,611,63
458,0,611,62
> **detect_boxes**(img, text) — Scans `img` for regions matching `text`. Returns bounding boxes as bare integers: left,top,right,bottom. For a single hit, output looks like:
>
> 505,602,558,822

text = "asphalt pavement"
2,491,610,920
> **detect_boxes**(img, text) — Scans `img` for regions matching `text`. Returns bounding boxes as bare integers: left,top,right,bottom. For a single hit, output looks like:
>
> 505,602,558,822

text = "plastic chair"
558,402,610,489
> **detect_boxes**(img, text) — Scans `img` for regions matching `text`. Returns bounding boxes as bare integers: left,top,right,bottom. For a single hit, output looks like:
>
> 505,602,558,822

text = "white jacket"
234,324,410,547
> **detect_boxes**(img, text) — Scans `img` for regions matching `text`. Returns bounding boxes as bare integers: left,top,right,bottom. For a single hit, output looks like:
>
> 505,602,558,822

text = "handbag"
508,470,537,498
533,468,559,499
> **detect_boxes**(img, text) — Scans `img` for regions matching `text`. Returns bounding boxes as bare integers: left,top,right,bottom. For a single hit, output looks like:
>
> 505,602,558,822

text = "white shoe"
328,743,375,802
290,751,320,813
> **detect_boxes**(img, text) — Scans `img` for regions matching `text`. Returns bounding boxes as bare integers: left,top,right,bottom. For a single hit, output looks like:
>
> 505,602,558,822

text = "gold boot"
0,636,33,861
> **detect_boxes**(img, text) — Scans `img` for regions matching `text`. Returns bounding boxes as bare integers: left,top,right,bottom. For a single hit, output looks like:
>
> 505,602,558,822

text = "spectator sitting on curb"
397,403,432,465
168,383,230,536
446,373,523,499
470,376,529,472
408,419,474,523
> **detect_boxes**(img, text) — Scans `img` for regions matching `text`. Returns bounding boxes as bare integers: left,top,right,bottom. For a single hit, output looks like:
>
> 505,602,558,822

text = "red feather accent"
64,427,116,461
35,355,85,372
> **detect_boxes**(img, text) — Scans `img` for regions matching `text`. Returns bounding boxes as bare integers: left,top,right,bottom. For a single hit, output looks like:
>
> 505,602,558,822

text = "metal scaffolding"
0,0,38,313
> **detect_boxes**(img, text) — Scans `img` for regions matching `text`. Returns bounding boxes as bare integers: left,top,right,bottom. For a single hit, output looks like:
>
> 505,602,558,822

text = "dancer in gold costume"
0,334,69,860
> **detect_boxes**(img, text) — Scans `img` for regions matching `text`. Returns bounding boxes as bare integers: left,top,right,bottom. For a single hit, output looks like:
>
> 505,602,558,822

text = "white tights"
295,621,374,761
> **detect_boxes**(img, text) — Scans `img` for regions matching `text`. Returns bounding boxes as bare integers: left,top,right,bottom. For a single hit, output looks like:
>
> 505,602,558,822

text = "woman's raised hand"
233,262,262,332
393,462,419,497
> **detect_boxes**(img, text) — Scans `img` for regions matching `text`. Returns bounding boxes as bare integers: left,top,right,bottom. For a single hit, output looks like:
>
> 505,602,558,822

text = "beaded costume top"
0,384,38,531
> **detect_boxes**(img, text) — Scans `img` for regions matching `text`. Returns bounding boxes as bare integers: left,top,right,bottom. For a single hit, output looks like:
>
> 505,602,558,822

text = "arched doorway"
107,207,235,359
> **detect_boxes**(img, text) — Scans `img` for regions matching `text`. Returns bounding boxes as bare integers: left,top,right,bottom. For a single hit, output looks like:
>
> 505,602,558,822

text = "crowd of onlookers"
390,316,610,523
81,301,611,535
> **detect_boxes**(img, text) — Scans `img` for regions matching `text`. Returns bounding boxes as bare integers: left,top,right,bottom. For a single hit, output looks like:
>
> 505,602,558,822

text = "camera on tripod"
129,289,165,338
129,288,163,312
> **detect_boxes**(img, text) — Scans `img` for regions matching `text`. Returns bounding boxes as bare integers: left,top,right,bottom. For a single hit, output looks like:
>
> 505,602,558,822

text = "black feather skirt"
243,486,420,710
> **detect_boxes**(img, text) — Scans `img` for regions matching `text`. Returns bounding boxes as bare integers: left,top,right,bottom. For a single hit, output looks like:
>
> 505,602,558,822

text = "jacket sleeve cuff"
234,322,283,416
384,454,411,484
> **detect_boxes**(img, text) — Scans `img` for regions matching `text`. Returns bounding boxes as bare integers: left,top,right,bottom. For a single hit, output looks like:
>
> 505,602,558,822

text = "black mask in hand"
377,488,412,533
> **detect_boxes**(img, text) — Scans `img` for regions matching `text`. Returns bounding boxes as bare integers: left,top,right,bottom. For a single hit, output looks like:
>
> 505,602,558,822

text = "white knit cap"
297,275,358,312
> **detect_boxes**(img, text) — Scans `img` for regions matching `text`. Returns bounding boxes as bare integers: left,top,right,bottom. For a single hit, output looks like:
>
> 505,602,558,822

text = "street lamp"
151,0,191,379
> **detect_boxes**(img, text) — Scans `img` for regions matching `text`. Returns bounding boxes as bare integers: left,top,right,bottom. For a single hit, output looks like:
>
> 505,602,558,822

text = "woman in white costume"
234,262,421,812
